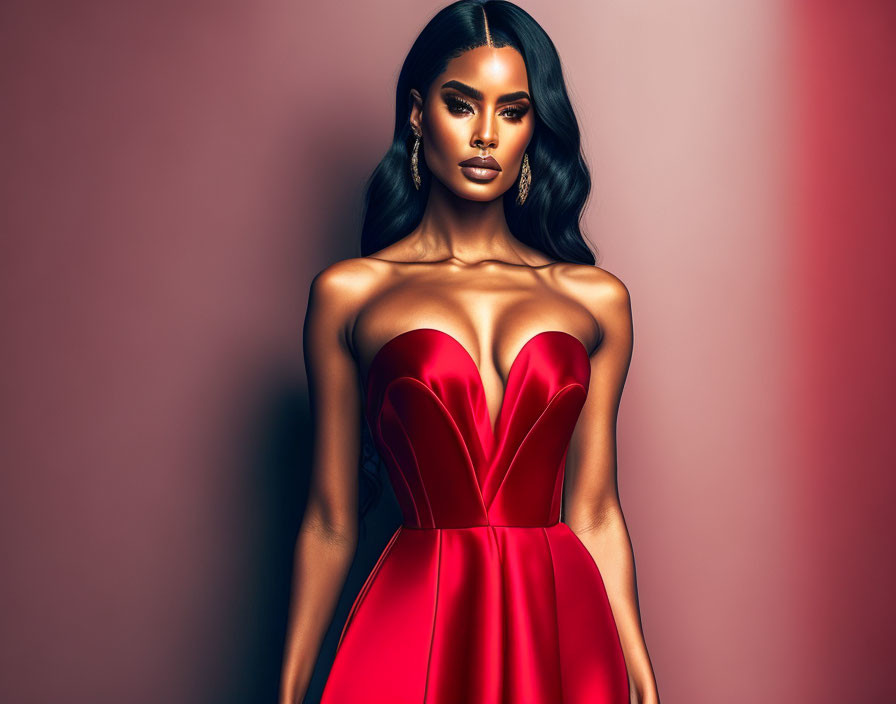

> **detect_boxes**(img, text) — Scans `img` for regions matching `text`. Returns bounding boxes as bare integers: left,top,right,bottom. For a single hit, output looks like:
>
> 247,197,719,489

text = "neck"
413,179,520,263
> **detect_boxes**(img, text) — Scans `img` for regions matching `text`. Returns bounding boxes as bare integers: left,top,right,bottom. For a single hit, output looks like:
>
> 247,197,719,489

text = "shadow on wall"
212,363,401,704
200,92,401,700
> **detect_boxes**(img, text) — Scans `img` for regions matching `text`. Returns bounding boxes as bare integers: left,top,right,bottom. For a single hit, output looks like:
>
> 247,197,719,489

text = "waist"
401,521,562,530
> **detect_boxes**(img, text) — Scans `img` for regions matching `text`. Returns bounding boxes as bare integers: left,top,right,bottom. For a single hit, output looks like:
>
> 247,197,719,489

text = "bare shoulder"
541,262,632,345
545,262,630,314
309,256,389,300
307,256,395,341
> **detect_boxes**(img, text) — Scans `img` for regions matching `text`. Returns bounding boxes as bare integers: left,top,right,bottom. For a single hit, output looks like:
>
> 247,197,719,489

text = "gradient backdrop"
1,1,893,703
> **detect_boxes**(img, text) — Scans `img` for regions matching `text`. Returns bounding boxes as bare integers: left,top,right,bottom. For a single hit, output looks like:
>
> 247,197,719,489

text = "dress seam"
382,377,488,517
421,528,442,704
333,525,403,653
542,526,566,704
385,412,429,526
488,524,507,704
488,383,586,506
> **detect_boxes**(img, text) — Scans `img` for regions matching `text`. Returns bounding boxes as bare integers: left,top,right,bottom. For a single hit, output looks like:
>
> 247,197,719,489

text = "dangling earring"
517,152,531,205
410,130,422,190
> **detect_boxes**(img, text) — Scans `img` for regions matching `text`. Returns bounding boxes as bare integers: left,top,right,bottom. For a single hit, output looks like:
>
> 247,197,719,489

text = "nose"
472,112,498,151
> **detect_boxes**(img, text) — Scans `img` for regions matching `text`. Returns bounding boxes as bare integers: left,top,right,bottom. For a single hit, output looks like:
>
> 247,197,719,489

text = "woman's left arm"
563,273,660,704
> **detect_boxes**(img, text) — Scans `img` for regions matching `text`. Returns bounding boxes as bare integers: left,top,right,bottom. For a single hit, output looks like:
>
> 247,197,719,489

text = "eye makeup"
445,95,475,115
443,93,530,121
501,104,529,120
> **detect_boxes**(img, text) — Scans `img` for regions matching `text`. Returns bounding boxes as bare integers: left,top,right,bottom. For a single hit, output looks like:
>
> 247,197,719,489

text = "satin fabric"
320,328,629,703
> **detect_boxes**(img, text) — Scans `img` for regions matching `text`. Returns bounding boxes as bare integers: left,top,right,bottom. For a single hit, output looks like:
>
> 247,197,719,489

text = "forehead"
429,45,529,98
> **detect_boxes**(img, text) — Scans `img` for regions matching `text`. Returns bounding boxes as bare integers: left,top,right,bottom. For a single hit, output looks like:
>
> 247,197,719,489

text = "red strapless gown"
320,328,629,703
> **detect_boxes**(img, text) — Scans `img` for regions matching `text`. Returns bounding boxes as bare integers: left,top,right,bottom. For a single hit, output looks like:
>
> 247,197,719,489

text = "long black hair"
357,0,596,528
360,0,595,264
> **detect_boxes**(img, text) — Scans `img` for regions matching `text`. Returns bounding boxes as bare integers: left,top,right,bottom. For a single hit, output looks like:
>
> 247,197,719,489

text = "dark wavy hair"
357,0,596,529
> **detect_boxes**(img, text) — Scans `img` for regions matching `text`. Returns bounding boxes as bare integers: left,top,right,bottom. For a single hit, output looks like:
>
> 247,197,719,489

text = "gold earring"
517,152,531,205
410,131,421,190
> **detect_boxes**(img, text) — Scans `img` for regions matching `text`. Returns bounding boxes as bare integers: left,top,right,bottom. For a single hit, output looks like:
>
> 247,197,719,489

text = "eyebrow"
440,80,530,104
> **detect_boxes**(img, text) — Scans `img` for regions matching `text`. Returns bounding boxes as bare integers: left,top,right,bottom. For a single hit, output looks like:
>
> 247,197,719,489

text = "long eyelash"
501,106,529,120
445,95,529,120
445,95,474,113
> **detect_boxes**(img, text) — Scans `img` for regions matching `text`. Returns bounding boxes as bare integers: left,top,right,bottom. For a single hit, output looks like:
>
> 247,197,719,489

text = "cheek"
424,116,467,164
507,124,534,154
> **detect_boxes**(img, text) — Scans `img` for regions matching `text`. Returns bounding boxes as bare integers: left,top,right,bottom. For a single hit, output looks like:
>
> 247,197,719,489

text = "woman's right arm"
278,263,365,704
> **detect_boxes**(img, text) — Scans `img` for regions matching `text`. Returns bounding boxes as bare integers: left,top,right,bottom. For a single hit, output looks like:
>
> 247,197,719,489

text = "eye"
445,95,474,115
500,105,529,121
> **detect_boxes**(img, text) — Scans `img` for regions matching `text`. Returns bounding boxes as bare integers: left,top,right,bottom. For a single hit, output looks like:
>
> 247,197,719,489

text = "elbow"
565,496,624,536
306,520,358,549
300,506,359,549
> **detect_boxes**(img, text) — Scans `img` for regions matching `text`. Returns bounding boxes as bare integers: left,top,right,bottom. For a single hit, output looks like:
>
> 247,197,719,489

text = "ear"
409,88,424,136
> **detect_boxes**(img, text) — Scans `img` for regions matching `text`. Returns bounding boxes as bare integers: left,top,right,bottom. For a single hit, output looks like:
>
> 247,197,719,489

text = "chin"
450,180,508,202
461,190,501,202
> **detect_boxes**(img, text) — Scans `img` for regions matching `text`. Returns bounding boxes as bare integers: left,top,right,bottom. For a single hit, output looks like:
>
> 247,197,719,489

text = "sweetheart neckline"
364,327,589,441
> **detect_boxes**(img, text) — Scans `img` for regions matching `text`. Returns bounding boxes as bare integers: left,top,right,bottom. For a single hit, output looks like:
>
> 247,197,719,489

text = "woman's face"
410,45,534,202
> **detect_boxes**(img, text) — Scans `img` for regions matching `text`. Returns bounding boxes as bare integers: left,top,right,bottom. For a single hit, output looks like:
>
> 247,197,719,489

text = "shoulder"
543,262,631,315
309,256,394,305
307,256,396,336
540,262,632,349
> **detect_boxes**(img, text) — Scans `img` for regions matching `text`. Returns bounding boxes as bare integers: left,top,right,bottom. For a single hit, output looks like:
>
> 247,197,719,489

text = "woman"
279,1,659,702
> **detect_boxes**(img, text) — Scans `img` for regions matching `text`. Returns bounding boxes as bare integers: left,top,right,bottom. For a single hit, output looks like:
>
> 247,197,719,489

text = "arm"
563,275,660,704
278,264,364,704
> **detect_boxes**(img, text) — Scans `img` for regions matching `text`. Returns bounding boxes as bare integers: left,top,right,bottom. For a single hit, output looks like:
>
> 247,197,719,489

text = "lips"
458,156,502,171
458,155,502,183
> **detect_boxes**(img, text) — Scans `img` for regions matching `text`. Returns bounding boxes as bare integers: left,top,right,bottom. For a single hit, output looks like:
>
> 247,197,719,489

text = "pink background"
1,1,893,702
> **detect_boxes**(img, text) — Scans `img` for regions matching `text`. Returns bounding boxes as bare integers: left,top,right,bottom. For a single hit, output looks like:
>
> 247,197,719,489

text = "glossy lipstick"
458,155,502,182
